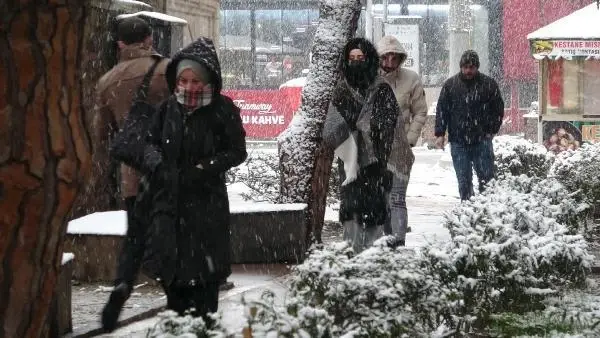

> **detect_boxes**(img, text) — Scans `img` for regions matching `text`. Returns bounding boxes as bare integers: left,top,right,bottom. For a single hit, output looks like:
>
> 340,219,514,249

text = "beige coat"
376,36,428,146
93,45,170,198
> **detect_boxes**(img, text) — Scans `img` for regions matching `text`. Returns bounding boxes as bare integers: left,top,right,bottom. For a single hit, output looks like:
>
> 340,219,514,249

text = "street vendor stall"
527,2,600,153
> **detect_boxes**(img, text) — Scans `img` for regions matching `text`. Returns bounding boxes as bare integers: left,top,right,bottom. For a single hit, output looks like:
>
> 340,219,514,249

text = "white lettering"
232,99,274,113
242,114,286,125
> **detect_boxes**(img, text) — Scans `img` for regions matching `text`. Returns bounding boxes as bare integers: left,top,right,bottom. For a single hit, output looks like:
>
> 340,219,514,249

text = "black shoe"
219,280,234,291
101,282,130,333
387,237,406,249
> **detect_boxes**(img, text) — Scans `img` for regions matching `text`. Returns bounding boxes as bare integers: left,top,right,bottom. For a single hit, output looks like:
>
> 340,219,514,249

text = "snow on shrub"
146,310,229,338
227,150,341,205
549,142,600,210
493,135,554,178
438,175,592,330
285,240,460,337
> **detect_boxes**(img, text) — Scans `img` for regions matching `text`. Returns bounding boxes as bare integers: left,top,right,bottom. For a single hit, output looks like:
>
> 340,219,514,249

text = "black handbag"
109,55,163,173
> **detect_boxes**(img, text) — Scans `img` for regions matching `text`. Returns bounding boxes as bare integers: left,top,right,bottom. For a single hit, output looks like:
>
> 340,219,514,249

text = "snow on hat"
176,59,211,84
460,50,480,68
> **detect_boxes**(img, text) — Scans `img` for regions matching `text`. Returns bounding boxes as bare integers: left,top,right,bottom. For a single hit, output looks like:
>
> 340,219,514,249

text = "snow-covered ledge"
64,203,309,282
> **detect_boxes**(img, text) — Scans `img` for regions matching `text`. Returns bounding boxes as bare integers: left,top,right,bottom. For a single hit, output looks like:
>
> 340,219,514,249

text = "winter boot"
101,282,130,332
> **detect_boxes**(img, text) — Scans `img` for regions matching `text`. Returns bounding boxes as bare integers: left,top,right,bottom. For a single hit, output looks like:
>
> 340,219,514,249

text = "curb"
71,305,166,338
70,281,238,337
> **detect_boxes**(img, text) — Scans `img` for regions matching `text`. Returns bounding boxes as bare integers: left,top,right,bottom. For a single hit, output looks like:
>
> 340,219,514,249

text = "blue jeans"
385,175,409,241
450,138,495,201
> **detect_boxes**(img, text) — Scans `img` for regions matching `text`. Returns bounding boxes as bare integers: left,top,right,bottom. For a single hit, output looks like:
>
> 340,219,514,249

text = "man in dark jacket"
95,17,170,332
434,50,504,201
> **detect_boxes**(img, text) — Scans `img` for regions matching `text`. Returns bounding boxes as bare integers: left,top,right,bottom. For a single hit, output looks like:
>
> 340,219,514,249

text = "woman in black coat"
323,38,408,253
137,37,247,318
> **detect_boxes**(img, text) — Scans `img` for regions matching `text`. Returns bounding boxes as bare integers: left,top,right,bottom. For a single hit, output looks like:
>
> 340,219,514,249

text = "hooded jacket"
376,36,428,146
135,37,247,285
94,45,170,198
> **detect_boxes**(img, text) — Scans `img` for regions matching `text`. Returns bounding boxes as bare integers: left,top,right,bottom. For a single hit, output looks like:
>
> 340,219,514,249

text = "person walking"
134,36,247,320
323,38,414,253
93,17,170,332
434,50,504,201
376,35,428,246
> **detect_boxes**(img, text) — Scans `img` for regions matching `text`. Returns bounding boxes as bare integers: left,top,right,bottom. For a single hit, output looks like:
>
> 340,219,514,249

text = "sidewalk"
93,197,455,337
94,265,291,337
84,148,459,337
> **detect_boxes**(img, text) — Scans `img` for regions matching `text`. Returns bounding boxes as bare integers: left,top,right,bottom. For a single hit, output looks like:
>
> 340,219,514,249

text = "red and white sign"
222,89,297,139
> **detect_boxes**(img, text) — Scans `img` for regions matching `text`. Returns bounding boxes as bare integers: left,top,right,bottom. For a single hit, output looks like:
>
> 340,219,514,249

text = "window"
545,59,600,116
583,60,600,117
518,81,537,108
220,8,318,90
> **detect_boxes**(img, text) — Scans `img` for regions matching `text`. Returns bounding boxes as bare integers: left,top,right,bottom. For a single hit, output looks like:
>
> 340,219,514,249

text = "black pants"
114,196,146,290
162,281,220,321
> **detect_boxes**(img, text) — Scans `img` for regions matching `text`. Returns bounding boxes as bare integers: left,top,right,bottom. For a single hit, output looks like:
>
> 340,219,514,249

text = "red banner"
223,88,302,139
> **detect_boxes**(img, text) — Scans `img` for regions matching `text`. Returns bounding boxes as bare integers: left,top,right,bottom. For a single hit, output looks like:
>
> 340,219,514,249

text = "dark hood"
166,37,223,96
340,37,379,84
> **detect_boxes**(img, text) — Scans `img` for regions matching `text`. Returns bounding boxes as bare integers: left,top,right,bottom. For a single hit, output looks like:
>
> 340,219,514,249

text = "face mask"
345,60,370,87
175,84,213,110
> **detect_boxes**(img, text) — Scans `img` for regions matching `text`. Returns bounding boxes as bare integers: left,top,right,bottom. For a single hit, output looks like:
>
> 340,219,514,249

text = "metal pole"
383,0,389,23
448,0,472,76
366,0,373,40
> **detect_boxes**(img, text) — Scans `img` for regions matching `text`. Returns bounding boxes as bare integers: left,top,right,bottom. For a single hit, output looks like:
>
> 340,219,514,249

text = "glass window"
518,81,537,109
219,8,317,90
220,10,252,89
562,60,580,111
584,60,600,117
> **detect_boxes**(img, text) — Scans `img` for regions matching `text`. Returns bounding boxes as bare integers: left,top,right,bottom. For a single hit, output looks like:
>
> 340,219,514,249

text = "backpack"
109,55,163,173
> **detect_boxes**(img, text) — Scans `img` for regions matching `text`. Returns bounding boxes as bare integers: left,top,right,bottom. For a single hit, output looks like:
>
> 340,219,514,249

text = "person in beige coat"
376,35,428,246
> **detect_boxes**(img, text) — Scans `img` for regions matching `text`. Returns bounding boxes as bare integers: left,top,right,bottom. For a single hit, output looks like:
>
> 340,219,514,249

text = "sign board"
384,24,420,74
531,40,600,58
222,89,299,139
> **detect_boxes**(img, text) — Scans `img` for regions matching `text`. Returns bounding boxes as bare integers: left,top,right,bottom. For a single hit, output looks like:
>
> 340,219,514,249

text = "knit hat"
460,50,480,68
176,59,211,84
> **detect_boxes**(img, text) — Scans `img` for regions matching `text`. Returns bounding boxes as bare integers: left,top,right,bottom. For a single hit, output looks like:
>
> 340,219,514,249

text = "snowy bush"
227,151,341,205
284,240,460,337
438,175,592,330
493,135,554,178
242,290,336,338
549,142,600,215
146,310,230,338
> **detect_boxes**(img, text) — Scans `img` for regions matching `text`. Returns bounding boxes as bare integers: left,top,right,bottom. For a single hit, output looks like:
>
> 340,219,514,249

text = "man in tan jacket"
94,17,170,332
376,35,428,246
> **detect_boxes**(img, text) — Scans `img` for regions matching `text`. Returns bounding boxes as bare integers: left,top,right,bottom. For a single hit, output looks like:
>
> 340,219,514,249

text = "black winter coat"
434,72,504,144
135,38,247,286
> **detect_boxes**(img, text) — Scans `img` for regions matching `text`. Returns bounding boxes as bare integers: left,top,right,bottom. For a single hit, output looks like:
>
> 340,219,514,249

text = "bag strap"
135,55,163,101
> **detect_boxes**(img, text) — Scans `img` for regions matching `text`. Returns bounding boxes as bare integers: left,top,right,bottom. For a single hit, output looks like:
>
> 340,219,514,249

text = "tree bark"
278,0,362,243
0,1,90,337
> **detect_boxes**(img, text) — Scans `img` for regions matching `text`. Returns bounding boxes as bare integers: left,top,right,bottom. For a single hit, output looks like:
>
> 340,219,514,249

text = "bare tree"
0,1,90,337
278,0,362,243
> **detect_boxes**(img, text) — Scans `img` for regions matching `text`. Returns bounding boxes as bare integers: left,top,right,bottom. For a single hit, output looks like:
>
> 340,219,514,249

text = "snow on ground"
84,143,462,337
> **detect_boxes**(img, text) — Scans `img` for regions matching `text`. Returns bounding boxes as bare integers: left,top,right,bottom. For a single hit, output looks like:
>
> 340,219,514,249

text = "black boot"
101,282,130,332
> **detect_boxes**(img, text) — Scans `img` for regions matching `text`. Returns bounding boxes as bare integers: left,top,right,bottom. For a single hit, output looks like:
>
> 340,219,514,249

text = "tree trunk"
278,0,362,243
0,1,90,337
69,3,121,219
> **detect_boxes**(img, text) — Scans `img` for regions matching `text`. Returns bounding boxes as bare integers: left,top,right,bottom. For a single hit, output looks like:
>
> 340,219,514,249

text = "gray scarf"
323,76,414,178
